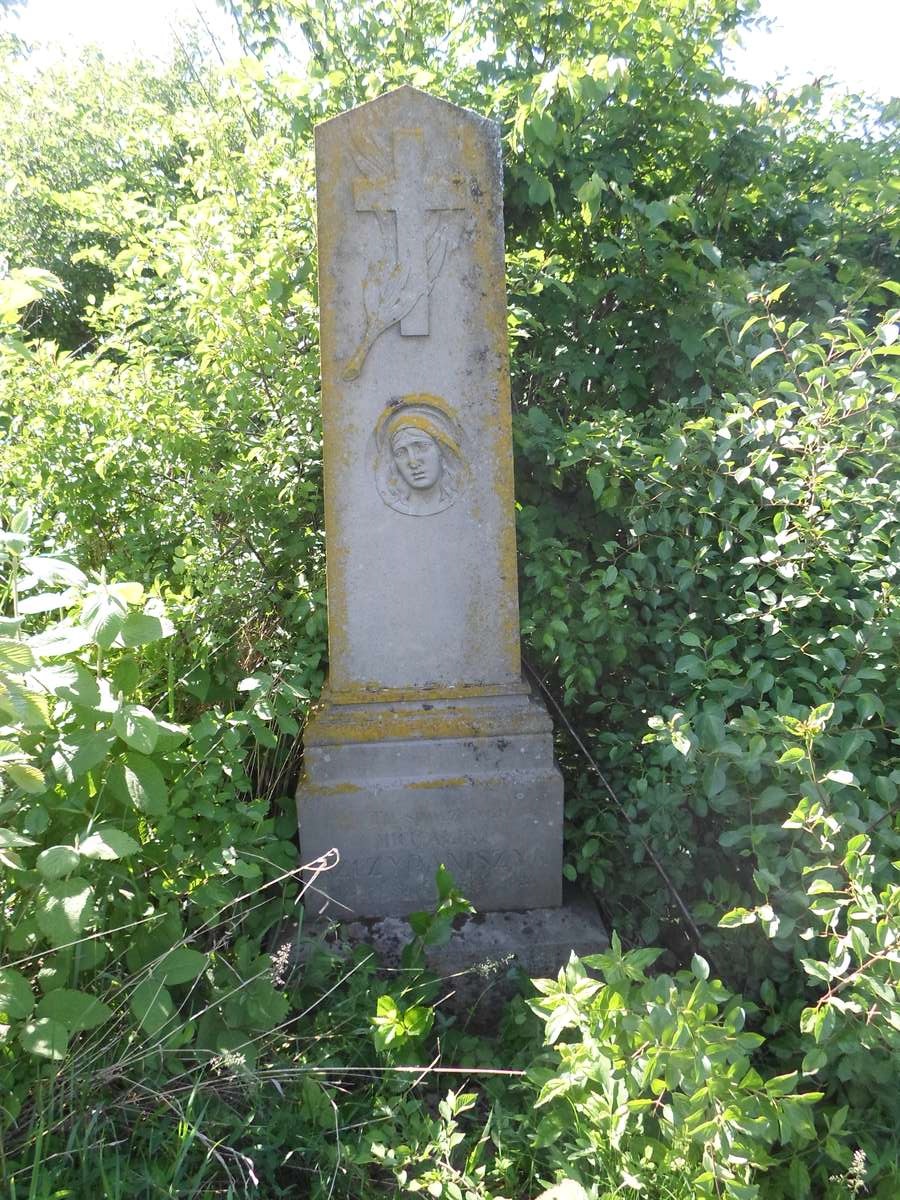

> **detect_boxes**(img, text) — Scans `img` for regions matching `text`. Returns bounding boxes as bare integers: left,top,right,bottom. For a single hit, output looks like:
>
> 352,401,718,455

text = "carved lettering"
362,852,430,879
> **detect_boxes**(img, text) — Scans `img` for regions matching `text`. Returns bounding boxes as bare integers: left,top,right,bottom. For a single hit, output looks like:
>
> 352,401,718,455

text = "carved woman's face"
390,427,443,491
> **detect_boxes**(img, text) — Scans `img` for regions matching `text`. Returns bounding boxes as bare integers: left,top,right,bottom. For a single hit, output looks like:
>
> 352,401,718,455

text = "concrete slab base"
300,889,608,1028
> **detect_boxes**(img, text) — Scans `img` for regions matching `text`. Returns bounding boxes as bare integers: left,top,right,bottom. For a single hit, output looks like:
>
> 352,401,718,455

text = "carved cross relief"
343,128,467,380
353,130,465,336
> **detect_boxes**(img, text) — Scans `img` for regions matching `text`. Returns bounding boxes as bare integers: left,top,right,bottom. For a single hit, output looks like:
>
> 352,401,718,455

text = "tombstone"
297,86,565,918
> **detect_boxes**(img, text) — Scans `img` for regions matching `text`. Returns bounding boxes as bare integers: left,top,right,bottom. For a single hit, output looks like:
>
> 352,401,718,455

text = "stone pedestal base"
296,685,564,918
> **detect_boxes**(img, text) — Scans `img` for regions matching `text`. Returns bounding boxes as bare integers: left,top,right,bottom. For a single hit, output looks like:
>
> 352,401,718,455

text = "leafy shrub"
1,0,899,1195
527,943,821,1200
0,512,306,1148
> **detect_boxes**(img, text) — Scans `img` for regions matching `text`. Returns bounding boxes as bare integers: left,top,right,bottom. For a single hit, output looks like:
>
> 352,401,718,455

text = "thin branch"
524,658,716,969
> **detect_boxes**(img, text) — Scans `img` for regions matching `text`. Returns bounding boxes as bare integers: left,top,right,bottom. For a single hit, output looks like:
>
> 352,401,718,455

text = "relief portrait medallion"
371,393,467,517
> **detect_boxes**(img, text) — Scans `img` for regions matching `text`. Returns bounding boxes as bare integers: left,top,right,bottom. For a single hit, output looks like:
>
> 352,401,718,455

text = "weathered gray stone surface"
300,691,563,915
313,85,520,693
303,891,609,1028
297,86,566,918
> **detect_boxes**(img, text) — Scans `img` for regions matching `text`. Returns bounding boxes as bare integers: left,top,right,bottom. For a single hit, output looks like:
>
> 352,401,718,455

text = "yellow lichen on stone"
406,776,471,790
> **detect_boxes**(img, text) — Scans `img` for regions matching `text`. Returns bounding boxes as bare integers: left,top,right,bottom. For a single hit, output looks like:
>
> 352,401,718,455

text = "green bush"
0,0,898,1195
527,943,821,1200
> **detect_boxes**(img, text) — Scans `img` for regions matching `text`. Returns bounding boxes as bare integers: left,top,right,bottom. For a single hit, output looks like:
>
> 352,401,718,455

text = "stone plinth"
297,86,564,918
300,688,563,916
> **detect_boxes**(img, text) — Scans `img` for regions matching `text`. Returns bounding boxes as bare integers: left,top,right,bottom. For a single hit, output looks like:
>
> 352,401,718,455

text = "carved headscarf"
376,394,463,462
372,393,466,516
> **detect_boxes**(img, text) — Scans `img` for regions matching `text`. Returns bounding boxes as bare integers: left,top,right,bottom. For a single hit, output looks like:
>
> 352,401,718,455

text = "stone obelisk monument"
297,87,564,917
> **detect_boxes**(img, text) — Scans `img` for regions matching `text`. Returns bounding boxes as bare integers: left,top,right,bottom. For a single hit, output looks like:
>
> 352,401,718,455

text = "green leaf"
0,276,43,318
36,989,113,1032
79,828,140,860
0,531,29,555
109,581,144,605
0,637,36,672
9,506,34,535
807,702,834,730
824,769,857,788
0,827,37,849
777,747,805,764
527,174,554,206
36,878,95,946
724,1184,761,1200
20,556,86,587
645,199,671,228
29,620,92,657
33,663,102,709
36,845,81,880
750,346,779,370
703,761,726,798
801,1047,827,1075
671,731,691,756
52,729,117,780
719,907,756,927
17,589,78,615
584,467,607,503
675,653,704,677
402,1004,433,1040
237,673,272,694
665,436,686,466
528,111,557,145
3,760,46,794
534,1182,591,1200
153,719,188,752
151,946,208,986
435,862,455,902
874,776,897,805
691,953,710,980
112,704,161,754
80,585,129,647
764,1070,798,1097
0,967,35,1019
0,678,50,727
800,959,833,985
130,979,174,1036
780,715,806,736
113,611,175,648
696,239,721,267
107,753,168,817
19,1017,68,1060
788,1156,811,1199
738,314,764,342
576,173,603,204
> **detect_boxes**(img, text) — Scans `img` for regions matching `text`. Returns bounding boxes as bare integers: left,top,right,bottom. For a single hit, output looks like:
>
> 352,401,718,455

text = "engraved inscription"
371,393,466,517
345,848,531,883
363,853,429,878
370,828,434,851
343,128,466,380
